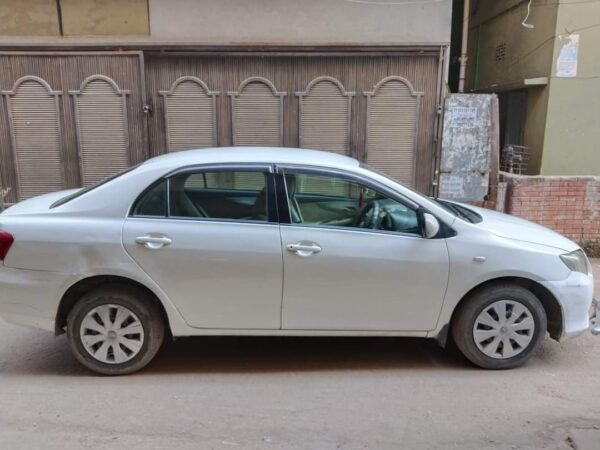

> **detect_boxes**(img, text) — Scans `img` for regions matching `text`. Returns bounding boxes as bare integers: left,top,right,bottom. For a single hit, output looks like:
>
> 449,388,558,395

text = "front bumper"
591,298,600,335
540,271,594,341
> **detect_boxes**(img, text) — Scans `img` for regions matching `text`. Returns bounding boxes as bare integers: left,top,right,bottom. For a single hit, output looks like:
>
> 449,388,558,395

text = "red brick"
498,175,600,244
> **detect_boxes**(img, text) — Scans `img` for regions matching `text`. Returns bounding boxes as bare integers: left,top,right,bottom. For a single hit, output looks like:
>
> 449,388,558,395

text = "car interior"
284,173,420,234
132,170,421,235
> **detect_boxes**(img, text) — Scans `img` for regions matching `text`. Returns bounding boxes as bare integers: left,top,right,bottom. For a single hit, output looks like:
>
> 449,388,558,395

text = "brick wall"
499,173,600,255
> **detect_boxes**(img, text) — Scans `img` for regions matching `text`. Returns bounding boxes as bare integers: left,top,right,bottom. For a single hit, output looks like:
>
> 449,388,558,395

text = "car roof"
142,147,361,171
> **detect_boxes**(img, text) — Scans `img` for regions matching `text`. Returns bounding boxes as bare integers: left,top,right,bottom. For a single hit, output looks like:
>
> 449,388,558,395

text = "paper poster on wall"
556,34,579,78
448,106,478,128
438,174,465,198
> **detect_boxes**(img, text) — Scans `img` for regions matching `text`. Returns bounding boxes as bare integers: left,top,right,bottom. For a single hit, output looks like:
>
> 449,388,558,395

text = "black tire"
452,283,547,370
66,284,165,375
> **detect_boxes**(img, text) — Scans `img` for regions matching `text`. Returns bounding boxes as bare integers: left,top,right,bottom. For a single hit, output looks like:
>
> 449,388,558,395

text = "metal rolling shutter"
71,76,130,186
365,76,423,187
228,77,285,147
142,53,442,193
184,171,265,191
160,76,219,152
2,76,65,199
295,173,355,197
297,77,354,155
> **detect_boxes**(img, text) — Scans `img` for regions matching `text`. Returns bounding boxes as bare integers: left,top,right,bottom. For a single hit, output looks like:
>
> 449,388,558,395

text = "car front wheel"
66,285,165,375
452,284,547,370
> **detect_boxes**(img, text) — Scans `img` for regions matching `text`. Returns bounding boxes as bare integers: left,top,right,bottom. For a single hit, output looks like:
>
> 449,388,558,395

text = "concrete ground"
0,262,598,450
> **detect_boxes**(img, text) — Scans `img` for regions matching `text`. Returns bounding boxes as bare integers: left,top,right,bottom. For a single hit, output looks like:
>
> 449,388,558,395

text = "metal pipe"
473,24,482,90
458,0,471,92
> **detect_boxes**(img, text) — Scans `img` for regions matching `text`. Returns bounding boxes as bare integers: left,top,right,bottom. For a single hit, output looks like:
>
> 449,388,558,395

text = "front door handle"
286,242,322,257
135,235,172,250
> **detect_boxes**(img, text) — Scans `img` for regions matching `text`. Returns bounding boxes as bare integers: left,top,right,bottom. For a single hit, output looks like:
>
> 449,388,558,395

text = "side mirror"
423,213,440,239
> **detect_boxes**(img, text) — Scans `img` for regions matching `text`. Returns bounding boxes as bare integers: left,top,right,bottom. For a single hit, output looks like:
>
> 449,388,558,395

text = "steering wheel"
355,201,382,229
379,206,396,231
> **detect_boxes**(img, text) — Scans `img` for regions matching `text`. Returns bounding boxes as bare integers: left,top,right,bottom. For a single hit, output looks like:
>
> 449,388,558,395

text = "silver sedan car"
0,148,595,375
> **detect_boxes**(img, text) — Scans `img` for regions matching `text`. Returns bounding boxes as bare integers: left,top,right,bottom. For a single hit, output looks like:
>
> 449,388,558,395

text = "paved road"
0,261,598,449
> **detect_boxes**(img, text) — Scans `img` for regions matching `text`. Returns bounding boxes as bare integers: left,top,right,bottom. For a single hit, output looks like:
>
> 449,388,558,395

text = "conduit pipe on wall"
458,0,471,92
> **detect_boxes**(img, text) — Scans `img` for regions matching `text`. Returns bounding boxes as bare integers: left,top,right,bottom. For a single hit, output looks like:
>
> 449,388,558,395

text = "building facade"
464,0,600,176
0,0,452,206
457,0,600,252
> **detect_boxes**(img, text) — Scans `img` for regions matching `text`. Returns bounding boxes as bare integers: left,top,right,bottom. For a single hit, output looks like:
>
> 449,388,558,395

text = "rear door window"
132,180,167,217
131,169,272,222
170,171,268,221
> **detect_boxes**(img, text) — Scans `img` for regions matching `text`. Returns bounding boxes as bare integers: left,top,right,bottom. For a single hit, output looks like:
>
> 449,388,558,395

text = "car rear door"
277,167,450,332
122,165,283,329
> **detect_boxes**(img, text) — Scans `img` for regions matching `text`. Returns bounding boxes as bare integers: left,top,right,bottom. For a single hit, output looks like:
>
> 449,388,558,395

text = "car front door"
122,165,283,329
278,167,450,331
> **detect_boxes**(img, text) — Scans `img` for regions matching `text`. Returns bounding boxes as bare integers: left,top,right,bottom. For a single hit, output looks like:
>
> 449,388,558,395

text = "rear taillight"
0,231,14,261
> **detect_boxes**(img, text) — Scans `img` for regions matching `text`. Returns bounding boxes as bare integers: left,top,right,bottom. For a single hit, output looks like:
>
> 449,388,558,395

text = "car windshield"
430,198,483,224
50,165,140,208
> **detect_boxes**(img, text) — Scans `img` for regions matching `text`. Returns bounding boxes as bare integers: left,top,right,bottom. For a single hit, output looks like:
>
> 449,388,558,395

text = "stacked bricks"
499,173,600,253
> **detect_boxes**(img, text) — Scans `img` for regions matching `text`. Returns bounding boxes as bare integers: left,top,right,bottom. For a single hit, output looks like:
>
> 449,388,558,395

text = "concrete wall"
0,0,149,37
0,0,452,44
522,85,550,174
470,0,522,25
148,0,453,44
540,0,600,176
439,94,498,203
60,0,149,36
467,1,557,90
0,0,60,36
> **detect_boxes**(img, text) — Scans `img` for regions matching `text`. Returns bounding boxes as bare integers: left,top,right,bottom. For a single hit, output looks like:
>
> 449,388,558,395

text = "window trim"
276,164,419,209
274,171,291,224
129,163,277,224
129,177,169,219
165,163,274,178
275,164,424,238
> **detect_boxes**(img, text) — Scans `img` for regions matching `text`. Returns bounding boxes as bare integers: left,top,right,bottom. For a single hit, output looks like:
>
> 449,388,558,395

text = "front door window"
284,172,420,235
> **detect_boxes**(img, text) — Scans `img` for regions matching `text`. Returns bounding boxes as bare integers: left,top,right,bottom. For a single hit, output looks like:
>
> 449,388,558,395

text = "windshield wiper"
431,198,482,224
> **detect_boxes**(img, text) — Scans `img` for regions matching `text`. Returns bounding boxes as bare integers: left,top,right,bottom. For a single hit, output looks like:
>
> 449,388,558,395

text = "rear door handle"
135,235,172,250
286,242,322,256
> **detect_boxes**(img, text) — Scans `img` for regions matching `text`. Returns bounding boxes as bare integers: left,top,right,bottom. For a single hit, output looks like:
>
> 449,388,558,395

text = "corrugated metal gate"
0,52,146,205
145,54,443,193
0,51,443,205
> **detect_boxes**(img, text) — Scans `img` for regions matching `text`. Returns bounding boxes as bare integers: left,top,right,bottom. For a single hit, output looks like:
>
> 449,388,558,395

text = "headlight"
560,249,590,274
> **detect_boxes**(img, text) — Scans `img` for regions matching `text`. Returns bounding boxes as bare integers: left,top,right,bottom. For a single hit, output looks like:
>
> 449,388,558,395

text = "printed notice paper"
556,34,579,78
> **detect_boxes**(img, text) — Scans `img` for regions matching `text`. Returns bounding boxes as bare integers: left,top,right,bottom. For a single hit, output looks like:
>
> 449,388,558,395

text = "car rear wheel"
67,285,165,375
452,284,547,370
